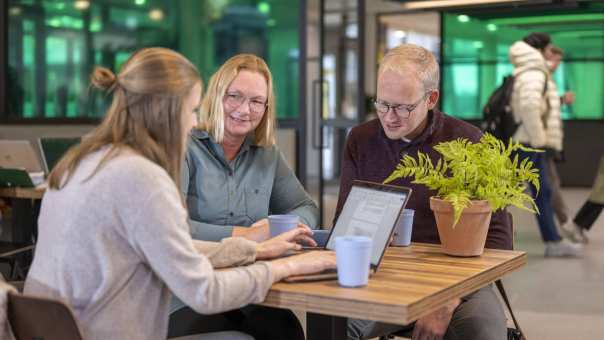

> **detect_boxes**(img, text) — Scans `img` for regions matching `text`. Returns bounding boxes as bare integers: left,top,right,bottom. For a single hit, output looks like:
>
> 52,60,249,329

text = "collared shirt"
182,129,319,241
335,109,513,250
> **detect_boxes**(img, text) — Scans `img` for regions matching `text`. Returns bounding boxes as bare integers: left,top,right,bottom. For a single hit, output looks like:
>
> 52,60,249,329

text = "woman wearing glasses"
171,54,317,340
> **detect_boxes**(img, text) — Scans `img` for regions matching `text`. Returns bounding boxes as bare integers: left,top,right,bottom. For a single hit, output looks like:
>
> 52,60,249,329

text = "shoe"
561,222,589,244
544,239,583,258
573,225,589,244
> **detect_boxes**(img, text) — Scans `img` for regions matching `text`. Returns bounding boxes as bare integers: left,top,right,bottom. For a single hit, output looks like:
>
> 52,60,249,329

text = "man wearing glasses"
335,44,512,340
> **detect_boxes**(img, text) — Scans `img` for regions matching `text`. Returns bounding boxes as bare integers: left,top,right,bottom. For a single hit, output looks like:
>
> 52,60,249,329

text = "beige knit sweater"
24,147,275,340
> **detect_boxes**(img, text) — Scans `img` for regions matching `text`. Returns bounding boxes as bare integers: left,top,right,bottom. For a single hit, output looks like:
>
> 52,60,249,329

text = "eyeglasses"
374,92,431,119
224,91,268,114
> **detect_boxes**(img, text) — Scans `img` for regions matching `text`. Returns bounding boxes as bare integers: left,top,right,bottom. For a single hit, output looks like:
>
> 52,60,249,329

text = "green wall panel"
442,6,604,120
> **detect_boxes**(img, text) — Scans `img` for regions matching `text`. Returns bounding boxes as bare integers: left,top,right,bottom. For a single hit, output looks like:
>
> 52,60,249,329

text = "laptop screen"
38,138,81,173
326,182,410,267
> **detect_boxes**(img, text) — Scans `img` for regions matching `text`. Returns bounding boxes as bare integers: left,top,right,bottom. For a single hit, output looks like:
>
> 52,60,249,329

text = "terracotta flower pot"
429,197,492,257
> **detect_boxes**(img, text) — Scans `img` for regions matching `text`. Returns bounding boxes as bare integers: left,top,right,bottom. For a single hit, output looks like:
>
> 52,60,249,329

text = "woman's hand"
268,251,337,281
233,219,270,242
233,218,315,244
256,225,317,260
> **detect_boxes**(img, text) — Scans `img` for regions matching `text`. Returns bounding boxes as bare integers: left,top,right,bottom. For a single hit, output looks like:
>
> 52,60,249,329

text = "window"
441,4,604,120
4,0,301,122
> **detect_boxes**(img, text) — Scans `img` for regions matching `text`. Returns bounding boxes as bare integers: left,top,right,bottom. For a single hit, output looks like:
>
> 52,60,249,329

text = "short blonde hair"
378,44,439,92
199,54,276,146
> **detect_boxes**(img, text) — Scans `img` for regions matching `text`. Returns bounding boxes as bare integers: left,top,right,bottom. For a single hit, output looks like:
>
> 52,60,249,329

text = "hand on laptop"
233,218,271,242
234,218,316,244
256,226,317,260
268,251,337,282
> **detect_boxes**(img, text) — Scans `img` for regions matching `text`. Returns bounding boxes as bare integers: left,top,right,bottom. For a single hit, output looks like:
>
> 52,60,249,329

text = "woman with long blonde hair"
176,54,318,339
24,48,335,340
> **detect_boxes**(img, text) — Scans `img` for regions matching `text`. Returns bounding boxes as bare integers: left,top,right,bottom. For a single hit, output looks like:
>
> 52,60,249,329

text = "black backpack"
481,69,548,142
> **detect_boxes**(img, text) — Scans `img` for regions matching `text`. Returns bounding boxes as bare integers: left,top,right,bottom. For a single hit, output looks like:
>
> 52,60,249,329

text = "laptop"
0,168,37,188
0,140,44,173
38,137,81,174
284,180,412,283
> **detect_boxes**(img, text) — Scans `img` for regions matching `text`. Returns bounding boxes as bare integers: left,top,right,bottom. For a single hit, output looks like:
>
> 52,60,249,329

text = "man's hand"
412,298,460,340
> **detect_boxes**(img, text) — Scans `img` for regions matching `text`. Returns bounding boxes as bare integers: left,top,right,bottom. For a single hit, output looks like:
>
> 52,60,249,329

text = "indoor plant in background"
384,133,541,256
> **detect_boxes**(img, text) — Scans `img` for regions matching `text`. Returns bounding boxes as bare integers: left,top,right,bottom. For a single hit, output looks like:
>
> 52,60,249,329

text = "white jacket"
509,41,563,149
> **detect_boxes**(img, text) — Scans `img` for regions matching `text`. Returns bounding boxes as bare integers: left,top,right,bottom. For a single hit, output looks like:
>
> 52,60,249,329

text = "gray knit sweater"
24,147,274,340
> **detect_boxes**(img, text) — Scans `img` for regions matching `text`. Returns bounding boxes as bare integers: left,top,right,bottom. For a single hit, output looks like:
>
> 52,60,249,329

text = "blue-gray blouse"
182,129,319,241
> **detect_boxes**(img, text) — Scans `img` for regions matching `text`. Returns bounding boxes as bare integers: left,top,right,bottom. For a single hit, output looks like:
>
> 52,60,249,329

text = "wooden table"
0,187,46,200
261,243,526,340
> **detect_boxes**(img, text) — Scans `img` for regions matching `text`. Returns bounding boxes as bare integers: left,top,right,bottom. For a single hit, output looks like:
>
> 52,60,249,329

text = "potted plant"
384,133,540,256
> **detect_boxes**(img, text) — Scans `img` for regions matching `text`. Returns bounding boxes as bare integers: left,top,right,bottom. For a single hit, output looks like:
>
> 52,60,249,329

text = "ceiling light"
149,9,164,21
398,0,531,10
74,0,90,10
9,6,22,16
394,30,407,39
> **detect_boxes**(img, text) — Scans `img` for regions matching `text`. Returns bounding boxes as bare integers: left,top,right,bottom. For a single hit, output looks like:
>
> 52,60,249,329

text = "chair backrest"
7,292,83,340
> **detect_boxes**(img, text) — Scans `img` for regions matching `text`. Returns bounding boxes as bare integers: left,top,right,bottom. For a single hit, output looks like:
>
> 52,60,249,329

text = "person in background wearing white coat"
509,32,581,257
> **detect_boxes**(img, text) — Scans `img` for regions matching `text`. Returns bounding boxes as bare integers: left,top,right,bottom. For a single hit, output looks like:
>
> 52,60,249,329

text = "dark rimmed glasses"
374,91,432,118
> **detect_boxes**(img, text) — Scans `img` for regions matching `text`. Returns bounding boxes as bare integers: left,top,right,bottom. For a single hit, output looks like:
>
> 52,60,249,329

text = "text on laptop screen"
327,185,409,265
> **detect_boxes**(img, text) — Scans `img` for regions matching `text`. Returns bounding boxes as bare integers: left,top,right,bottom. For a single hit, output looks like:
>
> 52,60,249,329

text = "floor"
503,188,604,339
302,186,604,339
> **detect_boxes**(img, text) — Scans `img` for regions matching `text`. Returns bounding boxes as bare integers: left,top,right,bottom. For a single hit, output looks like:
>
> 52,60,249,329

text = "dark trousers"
348,285,506,340
168,305,305,340
516,149,561,242
573,201,604,231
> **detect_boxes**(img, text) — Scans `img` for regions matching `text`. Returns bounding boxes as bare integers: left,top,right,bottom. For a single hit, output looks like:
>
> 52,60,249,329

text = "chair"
379,330,411,340
7,292,83,340
0,242,35,281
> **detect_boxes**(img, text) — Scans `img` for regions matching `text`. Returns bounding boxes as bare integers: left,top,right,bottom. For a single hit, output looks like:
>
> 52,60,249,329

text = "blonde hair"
198,54,276,146
48,47,202,190
378,44,440,92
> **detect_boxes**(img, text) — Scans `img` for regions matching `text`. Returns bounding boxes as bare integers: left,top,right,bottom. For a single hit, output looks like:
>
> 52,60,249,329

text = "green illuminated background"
6,0,300,120
442,4,604,120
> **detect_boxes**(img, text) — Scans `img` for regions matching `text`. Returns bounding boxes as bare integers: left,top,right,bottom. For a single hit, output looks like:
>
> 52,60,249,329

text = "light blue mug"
335,235,372,287
268,214,299,238
393,209,414,247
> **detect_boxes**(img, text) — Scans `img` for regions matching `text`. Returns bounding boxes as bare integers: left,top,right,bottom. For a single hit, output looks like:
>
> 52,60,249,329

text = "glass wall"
5,0,301,121
377,12,440,65
441,3,604,120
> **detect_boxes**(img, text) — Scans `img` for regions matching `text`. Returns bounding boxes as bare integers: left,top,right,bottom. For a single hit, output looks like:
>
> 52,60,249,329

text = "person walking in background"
542,45,576,234
509,32,582,257
566,155,604,243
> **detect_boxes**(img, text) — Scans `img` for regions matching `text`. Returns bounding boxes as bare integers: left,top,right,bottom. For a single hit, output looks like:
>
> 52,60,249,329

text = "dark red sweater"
335,109,513,250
